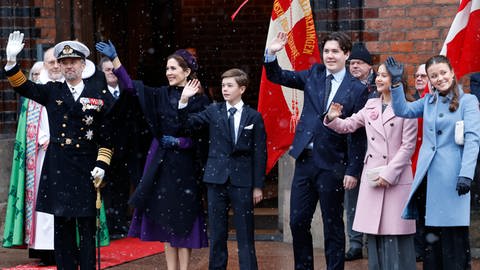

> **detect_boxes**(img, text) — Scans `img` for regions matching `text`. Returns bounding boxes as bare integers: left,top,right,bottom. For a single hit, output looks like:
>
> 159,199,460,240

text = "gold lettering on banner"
303,16,316,55
287,32,300,59
272,0,316,59
273,0,285,17
299,0,316,55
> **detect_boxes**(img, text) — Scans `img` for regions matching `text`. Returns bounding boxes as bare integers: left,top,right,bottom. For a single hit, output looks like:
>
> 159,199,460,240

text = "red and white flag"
258,0,321,173
440,0,480,79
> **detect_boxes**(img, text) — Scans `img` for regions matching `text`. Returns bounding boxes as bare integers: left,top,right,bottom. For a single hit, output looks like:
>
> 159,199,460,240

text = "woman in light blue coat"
387,55,480,270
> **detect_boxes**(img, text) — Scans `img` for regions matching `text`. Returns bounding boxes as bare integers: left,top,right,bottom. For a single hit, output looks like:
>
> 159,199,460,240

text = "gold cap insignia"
63,45,74,55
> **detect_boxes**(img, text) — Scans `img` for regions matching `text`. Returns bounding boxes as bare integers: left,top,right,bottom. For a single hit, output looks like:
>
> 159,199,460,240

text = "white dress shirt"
67,81,85,101
226,100,244,143
108,85,120,98
325,68,346,107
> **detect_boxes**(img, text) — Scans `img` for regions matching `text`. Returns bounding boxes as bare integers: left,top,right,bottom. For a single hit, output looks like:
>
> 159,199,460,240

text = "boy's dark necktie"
228,107,237,144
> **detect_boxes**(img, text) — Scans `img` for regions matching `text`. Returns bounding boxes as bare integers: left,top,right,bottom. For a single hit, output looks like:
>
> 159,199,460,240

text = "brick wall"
363,0,458,85
0,1,56,136
179,1,272,104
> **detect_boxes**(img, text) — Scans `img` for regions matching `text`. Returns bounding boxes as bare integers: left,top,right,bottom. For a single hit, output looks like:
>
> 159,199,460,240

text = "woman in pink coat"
324,63,418,270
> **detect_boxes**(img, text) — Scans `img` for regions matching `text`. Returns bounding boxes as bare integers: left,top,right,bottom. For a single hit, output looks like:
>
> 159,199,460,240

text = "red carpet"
2,238,165,269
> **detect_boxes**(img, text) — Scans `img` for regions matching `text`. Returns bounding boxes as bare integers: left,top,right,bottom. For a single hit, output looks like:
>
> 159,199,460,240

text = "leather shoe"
345,247,362,261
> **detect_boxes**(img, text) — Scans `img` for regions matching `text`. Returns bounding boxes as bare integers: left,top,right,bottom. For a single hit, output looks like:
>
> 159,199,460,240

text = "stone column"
278,153,324,248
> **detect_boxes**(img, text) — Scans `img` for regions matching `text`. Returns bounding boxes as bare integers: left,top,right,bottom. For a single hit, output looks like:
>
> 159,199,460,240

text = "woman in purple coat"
324,62,418,270
96,42,209,270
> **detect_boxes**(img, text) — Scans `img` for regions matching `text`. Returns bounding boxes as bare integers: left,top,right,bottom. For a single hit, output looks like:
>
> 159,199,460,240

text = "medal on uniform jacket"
80,97,104,112
82,115,94,125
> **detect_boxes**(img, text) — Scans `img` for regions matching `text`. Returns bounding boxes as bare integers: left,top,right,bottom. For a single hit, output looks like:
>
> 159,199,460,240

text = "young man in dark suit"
178,68,267,270
264,32,368,270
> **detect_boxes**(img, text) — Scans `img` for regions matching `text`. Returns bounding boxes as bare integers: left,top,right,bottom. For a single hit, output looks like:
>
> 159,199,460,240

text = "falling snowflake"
83,115,94,125
85,130,94,140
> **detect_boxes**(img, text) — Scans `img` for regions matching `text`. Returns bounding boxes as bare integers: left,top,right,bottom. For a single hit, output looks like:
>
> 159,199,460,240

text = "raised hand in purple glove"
95,40,117,60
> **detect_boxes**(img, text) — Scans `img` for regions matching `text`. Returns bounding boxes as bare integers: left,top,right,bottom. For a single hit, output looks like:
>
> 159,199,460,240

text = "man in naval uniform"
4,31,114,269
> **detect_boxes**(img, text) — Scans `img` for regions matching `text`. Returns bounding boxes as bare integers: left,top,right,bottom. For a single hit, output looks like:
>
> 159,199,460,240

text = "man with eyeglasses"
410,64,428,101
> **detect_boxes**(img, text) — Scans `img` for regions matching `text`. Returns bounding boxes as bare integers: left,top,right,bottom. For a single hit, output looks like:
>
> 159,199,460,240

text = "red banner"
258,0,321,173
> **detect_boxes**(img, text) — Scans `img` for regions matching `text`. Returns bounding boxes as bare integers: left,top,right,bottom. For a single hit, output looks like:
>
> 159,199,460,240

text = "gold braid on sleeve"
96,147,113,165
7,70,27,87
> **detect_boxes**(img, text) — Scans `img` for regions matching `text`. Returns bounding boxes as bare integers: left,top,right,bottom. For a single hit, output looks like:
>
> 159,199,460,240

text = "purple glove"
160,135,193,149
177,137,193,149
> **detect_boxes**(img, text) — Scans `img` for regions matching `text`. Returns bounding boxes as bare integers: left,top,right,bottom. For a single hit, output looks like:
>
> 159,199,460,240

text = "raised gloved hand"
385,56,404,86
6,31,25,62
95,40,117,60
456,176,472,196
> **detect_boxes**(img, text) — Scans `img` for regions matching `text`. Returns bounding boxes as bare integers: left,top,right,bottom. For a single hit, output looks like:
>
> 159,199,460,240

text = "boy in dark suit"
178,68,267,270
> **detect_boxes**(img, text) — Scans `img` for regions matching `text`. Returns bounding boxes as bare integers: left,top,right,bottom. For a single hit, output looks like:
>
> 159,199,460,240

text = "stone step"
228,229,283,242
228,207,278,216
228,207,280,232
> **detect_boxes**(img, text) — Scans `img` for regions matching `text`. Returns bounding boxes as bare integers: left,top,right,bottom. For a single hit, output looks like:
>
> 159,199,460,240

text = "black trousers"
103,160,131,236
423,226,471,270
54,216,96,270
416,179,471,270
207,182,257,270
290,151,345,270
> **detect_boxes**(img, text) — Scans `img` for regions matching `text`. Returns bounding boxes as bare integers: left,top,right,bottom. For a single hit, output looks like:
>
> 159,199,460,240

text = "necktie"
71,87,77,100
113,90,119,99
324,74,334,109
228,107,237,144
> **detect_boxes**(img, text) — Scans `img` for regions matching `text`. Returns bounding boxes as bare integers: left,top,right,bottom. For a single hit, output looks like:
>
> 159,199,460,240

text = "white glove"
91,166,105,181
6,31,25,62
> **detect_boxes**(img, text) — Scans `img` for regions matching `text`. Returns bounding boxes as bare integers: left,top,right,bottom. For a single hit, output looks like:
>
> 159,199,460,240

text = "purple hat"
174,49,198,72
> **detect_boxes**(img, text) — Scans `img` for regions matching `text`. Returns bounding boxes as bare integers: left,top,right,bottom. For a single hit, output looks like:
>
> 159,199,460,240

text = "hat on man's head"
349,43,372,65
174,49,198,72
54,41,90,60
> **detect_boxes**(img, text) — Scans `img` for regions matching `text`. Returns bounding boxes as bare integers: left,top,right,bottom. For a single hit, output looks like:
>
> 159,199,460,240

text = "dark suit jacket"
265,60,368,178
180,102,267,188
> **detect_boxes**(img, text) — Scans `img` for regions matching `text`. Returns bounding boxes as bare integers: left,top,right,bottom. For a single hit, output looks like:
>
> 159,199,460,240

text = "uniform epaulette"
7,69,27,87
97,147,113,165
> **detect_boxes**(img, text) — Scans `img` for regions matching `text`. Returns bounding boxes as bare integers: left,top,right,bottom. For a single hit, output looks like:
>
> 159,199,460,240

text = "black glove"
456,176,472,196
160,135,180,149
385,56,404,86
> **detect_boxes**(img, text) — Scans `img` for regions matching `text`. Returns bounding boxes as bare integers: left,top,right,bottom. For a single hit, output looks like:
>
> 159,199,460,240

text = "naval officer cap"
54,40,90,60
